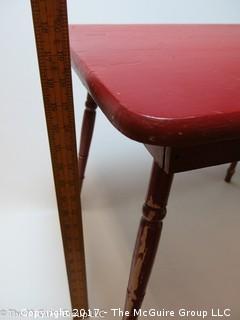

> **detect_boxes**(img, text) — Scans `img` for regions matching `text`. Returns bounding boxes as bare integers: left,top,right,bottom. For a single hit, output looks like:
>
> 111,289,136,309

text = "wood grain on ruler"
30,0,88,311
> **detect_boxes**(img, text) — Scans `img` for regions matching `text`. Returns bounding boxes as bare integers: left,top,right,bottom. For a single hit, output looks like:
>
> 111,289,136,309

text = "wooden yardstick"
30,0,88,312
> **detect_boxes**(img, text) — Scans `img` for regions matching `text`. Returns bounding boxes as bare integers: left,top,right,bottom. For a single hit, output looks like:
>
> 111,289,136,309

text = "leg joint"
142,203,167,222
86,94,97,110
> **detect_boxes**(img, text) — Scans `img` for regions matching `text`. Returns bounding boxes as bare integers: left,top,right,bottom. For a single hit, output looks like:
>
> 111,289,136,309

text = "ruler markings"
30,0,88,312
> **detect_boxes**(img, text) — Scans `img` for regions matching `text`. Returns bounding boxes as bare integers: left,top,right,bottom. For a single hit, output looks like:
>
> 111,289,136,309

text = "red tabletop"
69,24,240,146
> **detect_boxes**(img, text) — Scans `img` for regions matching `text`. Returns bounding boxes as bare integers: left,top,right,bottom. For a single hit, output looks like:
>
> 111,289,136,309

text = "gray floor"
82,147,240,320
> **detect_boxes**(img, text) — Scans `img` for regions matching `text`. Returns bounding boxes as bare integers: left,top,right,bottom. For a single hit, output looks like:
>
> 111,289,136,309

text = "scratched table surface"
70,24,240,146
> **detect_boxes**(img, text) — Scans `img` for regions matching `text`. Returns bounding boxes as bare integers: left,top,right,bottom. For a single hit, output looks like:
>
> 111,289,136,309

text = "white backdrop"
0,1,240,319
68,0,240,23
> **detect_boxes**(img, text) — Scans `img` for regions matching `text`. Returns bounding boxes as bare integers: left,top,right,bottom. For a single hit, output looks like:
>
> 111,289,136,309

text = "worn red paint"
123,163,173,320
70,24,240,147
70,25,240,320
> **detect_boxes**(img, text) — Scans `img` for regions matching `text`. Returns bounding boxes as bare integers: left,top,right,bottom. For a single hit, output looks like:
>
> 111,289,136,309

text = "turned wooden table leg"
78,93,97,193
123,162,174,320
225,162,237,183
